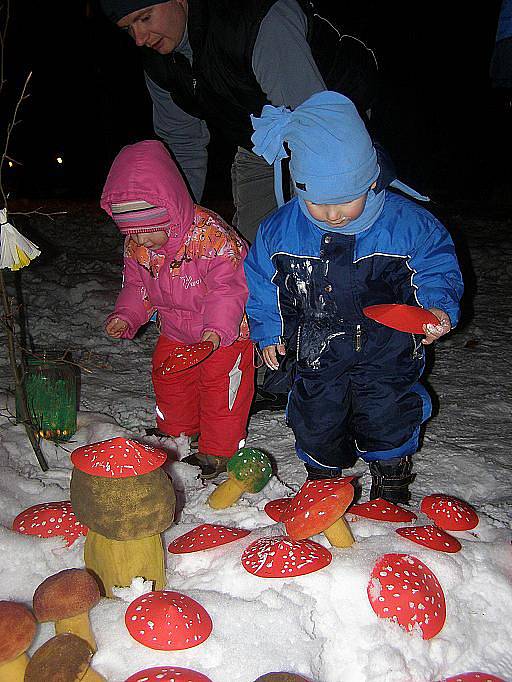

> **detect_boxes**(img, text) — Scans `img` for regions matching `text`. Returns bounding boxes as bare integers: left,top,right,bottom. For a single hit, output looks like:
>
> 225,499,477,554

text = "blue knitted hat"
99,0,167,23
251,91,380,206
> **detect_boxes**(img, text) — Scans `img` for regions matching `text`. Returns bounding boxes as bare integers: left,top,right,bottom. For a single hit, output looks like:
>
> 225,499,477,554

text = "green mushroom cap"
227,447,272,493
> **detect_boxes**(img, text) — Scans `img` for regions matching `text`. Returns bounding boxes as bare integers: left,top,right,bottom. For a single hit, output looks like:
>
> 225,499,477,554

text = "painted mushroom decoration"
281,477,355,548
241,535,332,578
24,633,105,682
420,494,479,533
168,523,250,554
396,525,462,553
125,590,212,651
12,500,88,547
348,498,417,524
70,437,176,597
436,674,507,682
208,447,273,509
125,666,213,682
0,601,36,681
32,568,100,652
253,675,313,682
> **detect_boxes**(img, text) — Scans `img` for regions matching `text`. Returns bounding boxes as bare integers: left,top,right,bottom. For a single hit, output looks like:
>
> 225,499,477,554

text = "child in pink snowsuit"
101,140,254,478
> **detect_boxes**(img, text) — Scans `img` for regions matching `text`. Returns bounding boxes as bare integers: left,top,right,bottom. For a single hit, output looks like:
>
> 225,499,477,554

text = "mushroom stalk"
208,478,245,509
323,516,355,548
84,530,165,598
0,653,29,681
55,612,96,652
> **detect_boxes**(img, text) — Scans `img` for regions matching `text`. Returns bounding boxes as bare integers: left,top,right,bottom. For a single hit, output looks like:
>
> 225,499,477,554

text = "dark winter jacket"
244,191,464,364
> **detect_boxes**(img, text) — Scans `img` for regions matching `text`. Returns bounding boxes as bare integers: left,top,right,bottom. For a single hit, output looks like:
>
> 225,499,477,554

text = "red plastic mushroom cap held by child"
367,553,446,640
349,498,417,523
12,500,88,547
168,523,250,554
281,477,355,540
158,341,215,375
436,674,507,682
241,535,332,578
420,494,479,532
124,666,213,682
125,590,213,651
363,303,439,334
396,524,462,553
264,498,291,522
71,437,167,478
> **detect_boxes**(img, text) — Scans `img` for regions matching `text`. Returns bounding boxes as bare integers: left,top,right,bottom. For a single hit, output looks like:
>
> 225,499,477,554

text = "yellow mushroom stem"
0,652,29,681
322,515,355,548
82,667,107,682
208,477,247,509
55,612,96,653
84,530,165,598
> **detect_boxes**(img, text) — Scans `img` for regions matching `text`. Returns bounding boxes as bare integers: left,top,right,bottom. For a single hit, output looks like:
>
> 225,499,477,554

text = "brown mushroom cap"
33,569,100,622
0,601,36,663
24,633,92,682
70,467,175,540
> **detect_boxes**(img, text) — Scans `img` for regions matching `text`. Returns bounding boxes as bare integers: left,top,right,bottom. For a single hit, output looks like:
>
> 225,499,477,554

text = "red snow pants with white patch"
152,335,254,458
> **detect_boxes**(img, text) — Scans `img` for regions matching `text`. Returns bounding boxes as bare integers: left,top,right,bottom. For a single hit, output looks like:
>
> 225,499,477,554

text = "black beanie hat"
100,0,169,23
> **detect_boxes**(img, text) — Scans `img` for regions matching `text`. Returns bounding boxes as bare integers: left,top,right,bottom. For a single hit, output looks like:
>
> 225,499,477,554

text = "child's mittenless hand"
263,343,286,370
422,308,451,345
201,330,221,351
106,317,129,338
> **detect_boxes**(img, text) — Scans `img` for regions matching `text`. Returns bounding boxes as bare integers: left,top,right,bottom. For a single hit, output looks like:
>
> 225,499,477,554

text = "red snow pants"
151,335,255,458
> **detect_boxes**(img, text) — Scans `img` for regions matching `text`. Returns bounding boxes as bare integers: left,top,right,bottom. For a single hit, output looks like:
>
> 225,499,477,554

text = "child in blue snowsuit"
244,91,464,503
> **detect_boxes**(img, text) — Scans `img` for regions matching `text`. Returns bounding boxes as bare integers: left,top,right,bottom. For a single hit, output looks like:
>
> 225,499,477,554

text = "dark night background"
2,1,509,217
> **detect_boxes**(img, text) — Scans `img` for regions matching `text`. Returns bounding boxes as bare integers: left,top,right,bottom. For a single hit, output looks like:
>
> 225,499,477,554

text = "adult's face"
117,0,188,55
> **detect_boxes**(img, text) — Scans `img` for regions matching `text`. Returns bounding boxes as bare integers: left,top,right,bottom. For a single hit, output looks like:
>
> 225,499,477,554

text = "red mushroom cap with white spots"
396,525,462,553
168,524,250,554
420,494,479,531
71,437,167,478
436,674,507,682
281,477,355,541
124,666,213,682
159,341,214,375
367,553,446,640
125,591,212,651
349,498,417,524
12,501,88,547
241,535,332,578
264,498,291,522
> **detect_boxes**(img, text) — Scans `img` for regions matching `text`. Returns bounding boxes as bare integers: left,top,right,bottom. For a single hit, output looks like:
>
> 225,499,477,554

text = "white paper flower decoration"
0,209,41,271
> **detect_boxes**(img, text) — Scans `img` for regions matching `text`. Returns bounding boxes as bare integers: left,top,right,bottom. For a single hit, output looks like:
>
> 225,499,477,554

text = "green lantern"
17,351,78,441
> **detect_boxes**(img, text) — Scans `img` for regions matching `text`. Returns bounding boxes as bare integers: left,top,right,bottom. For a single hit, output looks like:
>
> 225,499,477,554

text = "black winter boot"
369,456,415,505
305,463,343,480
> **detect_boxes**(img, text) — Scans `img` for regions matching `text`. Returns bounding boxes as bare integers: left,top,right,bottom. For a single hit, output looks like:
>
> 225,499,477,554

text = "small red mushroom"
396,525,462,553
264,498,291,522
367,553,446,640
158,341,215,375
168,523,250,554
363,303,439,334
124,666,213,682
241,535,332,578
349,498,417,524
12,501,88,547
436,674,507,682
281,477,355,547
125,590,212,651
420,494,479,532
71,436,167,478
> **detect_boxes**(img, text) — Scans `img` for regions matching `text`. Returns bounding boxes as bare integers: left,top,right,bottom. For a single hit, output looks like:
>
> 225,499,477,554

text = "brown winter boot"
182,452,228,480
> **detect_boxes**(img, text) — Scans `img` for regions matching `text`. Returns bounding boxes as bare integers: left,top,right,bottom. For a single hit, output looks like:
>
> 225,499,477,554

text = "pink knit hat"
110,200,171,235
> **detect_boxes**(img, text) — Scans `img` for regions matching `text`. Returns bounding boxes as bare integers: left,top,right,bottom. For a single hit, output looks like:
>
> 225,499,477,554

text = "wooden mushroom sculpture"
12,500,88,547
396,525,462,553
208,447,272,509
282,477,355,548
420,494,479,533
70,437,176,597
168,523,250,554
436,674,507,682
24,633,105,682
0,601,36,681
348,498,417,524
241,536,331,578
33,568,100,652
125,666,213,682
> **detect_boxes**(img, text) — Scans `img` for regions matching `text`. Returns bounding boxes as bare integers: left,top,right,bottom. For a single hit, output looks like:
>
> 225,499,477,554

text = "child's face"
305,194,368,228
131,230,169,249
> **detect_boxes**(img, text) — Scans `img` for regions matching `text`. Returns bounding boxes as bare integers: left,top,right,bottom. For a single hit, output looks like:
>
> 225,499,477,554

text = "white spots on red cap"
12,501,88,546
159,342,214,375
168,524,250,554
349,498,417,523
420,494,479,531
368,553,446,640
264,497,291,522
124,591,212,651
123,665,213,682
396,525,462,553
71,437,167,478
241,535,332,578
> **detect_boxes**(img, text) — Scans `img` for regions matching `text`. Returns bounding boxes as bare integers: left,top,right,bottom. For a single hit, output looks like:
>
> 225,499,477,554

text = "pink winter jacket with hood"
101,140,249,347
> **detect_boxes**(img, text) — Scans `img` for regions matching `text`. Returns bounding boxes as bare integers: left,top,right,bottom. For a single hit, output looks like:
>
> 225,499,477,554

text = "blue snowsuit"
244,191,464,472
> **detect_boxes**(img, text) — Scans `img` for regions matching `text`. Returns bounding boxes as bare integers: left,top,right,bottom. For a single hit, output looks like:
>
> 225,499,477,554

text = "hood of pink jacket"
100,140,194,241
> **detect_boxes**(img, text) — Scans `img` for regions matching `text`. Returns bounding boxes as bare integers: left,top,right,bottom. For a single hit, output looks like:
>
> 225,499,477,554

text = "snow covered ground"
0,202,511,682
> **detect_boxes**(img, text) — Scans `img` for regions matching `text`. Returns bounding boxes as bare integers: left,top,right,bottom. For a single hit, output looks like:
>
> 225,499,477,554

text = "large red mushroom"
348,498,417,524
168,523,250,554
420,494,479,532
396,525,462,553
70,437,175,597
241,535,332,578
12,500,87,547
125,666,213,682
